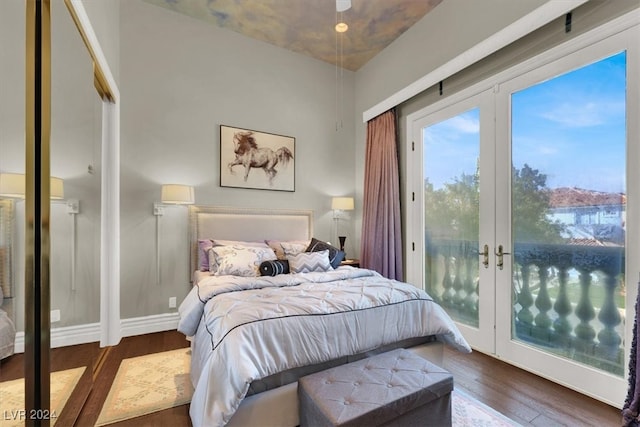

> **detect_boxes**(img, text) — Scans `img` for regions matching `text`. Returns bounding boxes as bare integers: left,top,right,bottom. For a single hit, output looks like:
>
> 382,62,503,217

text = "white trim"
68,0,120,103
363,0,588,122
66,0,121,347
121,313,180,338
12,314,180,353
14,323,101,353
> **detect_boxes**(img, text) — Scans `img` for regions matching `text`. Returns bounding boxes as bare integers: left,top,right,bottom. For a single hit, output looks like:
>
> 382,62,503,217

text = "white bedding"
178,267,471,427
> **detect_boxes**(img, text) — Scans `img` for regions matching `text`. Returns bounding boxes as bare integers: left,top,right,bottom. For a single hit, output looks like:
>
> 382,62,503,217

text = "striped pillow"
288,250,333,274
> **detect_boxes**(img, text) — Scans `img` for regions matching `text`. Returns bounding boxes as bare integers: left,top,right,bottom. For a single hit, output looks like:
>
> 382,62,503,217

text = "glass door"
412,90,496,353
495,43,631,406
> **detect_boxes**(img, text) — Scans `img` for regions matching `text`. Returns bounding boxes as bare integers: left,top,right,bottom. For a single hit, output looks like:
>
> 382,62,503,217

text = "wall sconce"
0,173,25,198
50,177,65,200
331,196,354,253
161,184,195,205
154,184,195,286
0,173,64,200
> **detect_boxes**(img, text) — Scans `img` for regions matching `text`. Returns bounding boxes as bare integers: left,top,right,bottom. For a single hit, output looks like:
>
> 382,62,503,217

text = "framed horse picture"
220,125,295,192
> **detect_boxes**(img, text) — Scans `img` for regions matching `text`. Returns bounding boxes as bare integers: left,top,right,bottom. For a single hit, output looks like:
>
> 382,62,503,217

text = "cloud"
423,112,479,145
539,101,624,128
445,114,480,133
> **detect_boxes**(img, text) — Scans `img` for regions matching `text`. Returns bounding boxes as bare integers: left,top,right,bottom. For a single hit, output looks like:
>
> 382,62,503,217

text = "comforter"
178,267,471,427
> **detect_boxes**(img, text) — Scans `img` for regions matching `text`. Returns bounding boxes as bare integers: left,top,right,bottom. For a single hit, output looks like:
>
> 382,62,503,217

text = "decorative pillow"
200,239,269,272
280,241,310,258
198,239,214,271
306,238,345,269
288,250,333,274
259,259,290,276
210,245,277,277
266,240,310,260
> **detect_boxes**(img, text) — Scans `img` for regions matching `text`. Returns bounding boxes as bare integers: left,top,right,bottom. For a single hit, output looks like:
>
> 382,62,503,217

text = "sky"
424,51,627,194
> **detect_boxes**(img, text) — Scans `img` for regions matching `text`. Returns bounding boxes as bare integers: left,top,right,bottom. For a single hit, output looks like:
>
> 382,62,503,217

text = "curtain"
360,109,403,281
623,282,640,426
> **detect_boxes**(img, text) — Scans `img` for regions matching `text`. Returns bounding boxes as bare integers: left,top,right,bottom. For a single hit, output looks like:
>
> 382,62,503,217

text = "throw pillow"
259,259,290,276
210,245,277,277
288,250,333,274
306,237,345,269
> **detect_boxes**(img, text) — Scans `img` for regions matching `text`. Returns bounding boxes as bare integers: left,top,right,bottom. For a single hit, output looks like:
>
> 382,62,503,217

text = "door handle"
480,244,489,268
495,244,511,270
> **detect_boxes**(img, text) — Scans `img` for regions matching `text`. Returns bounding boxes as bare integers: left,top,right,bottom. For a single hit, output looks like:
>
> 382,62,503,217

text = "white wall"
118,1,356,319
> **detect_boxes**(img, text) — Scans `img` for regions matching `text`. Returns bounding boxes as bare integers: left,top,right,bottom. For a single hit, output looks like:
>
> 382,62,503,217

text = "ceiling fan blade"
336,0,351,12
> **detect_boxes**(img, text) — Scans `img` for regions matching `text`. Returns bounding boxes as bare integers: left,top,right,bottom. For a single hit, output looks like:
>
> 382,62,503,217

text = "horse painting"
228,131,294,186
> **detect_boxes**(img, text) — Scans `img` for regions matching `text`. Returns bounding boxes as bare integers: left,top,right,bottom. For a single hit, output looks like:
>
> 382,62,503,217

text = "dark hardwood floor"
442,346,621,426
1,331,622,426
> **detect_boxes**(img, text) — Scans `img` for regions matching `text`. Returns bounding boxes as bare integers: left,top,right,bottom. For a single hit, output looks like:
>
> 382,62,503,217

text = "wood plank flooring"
442,346,621,426
1,331,623,426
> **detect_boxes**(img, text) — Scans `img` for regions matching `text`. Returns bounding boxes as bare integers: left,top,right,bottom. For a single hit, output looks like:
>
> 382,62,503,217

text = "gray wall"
118,1,356,319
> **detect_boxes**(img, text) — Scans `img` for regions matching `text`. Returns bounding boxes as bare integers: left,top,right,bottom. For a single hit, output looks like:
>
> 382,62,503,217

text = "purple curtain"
360,109,403,281
623,282,640,426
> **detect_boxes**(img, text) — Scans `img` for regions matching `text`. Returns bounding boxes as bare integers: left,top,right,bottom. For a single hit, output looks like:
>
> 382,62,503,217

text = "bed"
178,206,471,427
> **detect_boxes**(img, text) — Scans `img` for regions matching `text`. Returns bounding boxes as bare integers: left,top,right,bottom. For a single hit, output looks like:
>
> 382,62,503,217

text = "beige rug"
452,388,521,426
95,347,193,426
0,366,86,427
95,347,520,426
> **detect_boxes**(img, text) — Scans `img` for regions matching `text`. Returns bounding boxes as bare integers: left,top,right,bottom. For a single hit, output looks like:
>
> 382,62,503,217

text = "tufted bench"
298,348,453,426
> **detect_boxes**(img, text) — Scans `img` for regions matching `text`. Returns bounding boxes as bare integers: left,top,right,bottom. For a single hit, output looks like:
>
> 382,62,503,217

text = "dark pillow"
305,237,345,269
259,259,290,276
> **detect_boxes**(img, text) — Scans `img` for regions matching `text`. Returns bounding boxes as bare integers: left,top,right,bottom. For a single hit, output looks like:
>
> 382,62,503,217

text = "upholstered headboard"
188,205,314,274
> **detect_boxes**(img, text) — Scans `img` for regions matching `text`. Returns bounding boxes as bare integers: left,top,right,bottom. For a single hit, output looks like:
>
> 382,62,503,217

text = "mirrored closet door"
0,1,108,424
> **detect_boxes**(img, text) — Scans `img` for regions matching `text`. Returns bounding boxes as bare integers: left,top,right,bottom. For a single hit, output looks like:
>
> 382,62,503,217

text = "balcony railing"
425,239,625,376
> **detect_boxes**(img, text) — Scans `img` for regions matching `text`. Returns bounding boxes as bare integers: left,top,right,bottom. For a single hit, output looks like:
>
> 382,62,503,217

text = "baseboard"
12,312,180,353
14,322,101,353
120,312,180,338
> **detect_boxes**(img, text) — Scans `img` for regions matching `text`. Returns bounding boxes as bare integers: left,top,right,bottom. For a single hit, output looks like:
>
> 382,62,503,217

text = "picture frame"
220,125,295,192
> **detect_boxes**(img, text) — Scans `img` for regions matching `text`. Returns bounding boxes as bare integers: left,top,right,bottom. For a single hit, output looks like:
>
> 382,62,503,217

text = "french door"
410,90,496,355
407,20,638,407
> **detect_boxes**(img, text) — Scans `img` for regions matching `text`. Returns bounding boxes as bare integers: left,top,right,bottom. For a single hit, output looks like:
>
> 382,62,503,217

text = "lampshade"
161,184,195,205
0,173,64,199
50,177,64,200
0,173,25,198
331,197,354,210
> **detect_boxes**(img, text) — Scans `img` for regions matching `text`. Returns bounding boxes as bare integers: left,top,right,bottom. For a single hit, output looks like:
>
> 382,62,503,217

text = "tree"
425,163,564,243
512,164,564,243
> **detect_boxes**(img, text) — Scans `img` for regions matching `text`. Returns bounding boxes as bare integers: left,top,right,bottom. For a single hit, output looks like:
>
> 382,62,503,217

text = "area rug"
0,366,86,427
452,388,522,427
95,347,520,426
94,347,193,426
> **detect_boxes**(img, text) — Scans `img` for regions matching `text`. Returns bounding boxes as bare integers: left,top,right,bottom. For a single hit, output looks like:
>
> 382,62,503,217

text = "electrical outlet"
51,309,60,323
169,297,177,309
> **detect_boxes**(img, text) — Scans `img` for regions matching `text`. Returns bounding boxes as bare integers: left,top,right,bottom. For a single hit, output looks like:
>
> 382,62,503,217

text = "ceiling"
143,0,443,71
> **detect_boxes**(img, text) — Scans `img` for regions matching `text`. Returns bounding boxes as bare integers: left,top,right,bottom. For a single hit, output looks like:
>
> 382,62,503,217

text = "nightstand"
340,259,360,268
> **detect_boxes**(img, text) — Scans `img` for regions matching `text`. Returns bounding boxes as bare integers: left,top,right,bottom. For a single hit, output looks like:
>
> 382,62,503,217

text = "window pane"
511,51,626,376
424,108,480,327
